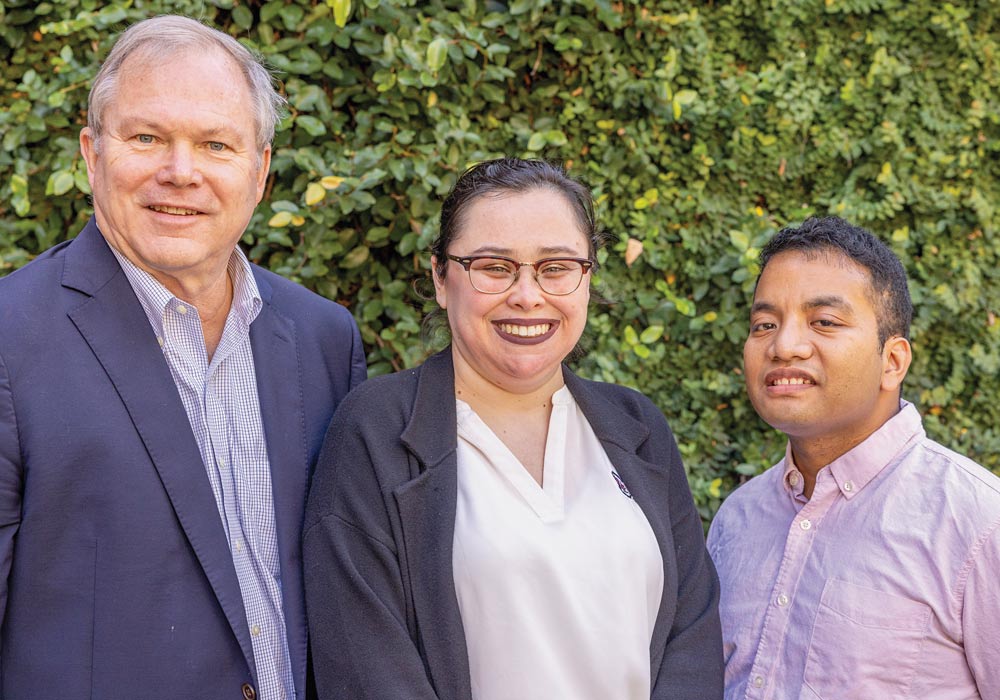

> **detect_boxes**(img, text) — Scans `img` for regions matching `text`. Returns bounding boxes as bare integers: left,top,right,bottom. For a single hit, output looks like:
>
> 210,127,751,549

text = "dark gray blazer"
303,349,723,700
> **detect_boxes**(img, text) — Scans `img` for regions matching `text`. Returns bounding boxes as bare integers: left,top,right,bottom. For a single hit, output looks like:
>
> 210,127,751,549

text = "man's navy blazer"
0,219,366,699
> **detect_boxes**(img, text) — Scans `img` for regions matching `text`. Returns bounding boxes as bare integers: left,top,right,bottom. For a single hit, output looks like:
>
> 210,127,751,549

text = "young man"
708,217,1000,699
0,16,365,700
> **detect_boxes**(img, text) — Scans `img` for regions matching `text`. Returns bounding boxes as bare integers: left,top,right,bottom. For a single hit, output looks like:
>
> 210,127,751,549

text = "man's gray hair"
87,15,285,155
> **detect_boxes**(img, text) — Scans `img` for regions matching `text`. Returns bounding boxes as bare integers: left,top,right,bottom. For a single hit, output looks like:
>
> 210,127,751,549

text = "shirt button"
156,336,164,348
800,519,812,530
777,593,789,607
241,683,256,700
789,472,800,486
753,675,765,688
235,539,243,553
176,305,188,315
251,623,261,637
844,480,854,492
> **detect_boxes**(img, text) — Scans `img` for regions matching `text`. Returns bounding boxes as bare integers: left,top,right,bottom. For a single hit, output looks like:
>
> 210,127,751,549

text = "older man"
708,217,1000,699
0,16,365,700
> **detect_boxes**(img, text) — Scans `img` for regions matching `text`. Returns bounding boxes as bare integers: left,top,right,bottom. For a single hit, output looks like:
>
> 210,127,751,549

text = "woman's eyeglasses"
446,254,594,295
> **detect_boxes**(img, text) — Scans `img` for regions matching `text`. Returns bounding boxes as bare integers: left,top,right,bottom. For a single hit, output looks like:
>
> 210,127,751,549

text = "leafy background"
2,0,998,520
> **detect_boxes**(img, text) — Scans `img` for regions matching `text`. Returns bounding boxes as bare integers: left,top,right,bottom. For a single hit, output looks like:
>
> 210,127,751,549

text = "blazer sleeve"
303,392,440,700
0,350,23,641
647,406,724,699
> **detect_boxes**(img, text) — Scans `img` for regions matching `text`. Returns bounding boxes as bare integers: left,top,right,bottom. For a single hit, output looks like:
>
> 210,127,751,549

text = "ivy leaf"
296,115,327,137
526,132,546,151
729,229,750,252
330,0,351,28
268,211,293,228
47,170,74,196
640,325,664,344
305,182,326,206
427,37,448,72
340,245,370,269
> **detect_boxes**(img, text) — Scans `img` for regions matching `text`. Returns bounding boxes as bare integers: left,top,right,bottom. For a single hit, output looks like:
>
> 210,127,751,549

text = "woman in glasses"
303,158,723,700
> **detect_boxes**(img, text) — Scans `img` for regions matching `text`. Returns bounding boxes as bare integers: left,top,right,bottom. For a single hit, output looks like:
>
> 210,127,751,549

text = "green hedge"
3,0,998,520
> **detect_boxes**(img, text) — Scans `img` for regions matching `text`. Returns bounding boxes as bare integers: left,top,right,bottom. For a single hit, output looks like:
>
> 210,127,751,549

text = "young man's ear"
881,335,912,393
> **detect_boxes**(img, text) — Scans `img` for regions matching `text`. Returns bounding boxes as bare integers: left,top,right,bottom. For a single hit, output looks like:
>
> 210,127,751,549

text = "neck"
451,351,565,418
788,401,902,499
160,269,234,361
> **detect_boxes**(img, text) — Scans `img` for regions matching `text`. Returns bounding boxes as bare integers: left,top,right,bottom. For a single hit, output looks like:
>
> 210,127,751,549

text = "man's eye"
136,134,154,144
751,322,775,332
208,141,226,152
814,319,839,328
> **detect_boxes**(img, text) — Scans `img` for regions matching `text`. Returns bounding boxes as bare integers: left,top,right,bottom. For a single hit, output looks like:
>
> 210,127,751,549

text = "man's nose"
770,322,813,361
157,143,203,187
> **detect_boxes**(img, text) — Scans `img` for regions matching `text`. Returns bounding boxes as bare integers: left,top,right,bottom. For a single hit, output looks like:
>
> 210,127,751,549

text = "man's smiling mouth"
149,205,200,216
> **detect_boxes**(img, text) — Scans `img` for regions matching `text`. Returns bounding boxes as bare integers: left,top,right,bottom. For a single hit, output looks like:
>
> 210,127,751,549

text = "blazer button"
241,683,256,700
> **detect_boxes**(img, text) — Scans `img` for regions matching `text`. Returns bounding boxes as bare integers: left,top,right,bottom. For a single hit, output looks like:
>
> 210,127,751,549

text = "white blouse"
452,386,664,700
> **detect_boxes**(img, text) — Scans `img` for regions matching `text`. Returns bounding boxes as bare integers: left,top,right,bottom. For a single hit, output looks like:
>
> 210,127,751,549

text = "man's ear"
254,145,271,202
79,127,98,184
431,256,446,309
881,335,912,393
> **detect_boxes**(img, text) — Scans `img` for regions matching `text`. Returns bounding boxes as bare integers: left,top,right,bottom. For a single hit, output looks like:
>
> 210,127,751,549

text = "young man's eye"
750,322,775,333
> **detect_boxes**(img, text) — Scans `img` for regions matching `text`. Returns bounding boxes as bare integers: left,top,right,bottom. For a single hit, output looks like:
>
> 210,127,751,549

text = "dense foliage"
2,0,998,519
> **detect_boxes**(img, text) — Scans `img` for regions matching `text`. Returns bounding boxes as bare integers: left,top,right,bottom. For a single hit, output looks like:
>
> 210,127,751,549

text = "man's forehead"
753,248,874,308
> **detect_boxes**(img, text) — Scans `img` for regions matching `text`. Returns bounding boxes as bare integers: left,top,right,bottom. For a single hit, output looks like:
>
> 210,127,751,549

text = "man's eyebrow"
114,118,245,142
749,301,777,315
749,296,854,315
804,295,853,312
115,116,163,132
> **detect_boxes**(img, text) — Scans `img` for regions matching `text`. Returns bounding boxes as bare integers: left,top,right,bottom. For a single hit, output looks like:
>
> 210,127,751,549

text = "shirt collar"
781,401,925,500
110,246,262,334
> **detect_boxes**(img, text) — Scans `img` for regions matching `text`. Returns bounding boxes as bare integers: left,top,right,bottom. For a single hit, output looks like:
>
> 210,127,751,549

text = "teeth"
150,205,199,215
500,323,551,337
772,377,814,386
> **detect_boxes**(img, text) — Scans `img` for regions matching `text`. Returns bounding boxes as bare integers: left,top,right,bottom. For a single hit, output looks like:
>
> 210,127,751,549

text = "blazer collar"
562,368,651,454
61,218,126,297
399,348,653,464
399,348,459,469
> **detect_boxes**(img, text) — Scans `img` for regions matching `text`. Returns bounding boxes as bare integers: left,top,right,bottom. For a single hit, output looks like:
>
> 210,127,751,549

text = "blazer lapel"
249,275,310,699
394,350,473,700
63,220,257,681
563,369,678,670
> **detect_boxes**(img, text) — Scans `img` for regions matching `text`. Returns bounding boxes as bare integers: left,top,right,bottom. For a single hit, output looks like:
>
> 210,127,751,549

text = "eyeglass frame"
445,253,595,295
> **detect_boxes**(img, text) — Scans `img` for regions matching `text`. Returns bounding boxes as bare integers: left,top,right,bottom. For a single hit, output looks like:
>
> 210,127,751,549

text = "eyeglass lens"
467,257,587,295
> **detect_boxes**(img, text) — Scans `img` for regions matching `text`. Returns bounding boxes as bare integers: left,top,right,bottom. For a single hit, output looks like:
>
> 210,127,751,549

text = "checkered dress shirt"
112,246,294,700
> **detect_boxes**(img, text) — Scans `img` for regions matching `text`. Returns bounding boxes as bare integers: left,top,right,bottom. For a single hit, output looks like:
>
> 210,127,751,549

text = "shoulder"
329,365,423,431
903,436,1000,522
252,264,355,325
712,463,785,526
567,371,667,425
0,240,73,297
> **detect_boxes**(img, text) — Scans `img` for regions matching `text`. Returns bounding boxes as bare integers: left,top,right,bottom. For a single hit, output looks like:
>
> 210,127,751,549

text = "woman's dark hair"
431,157,606,278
